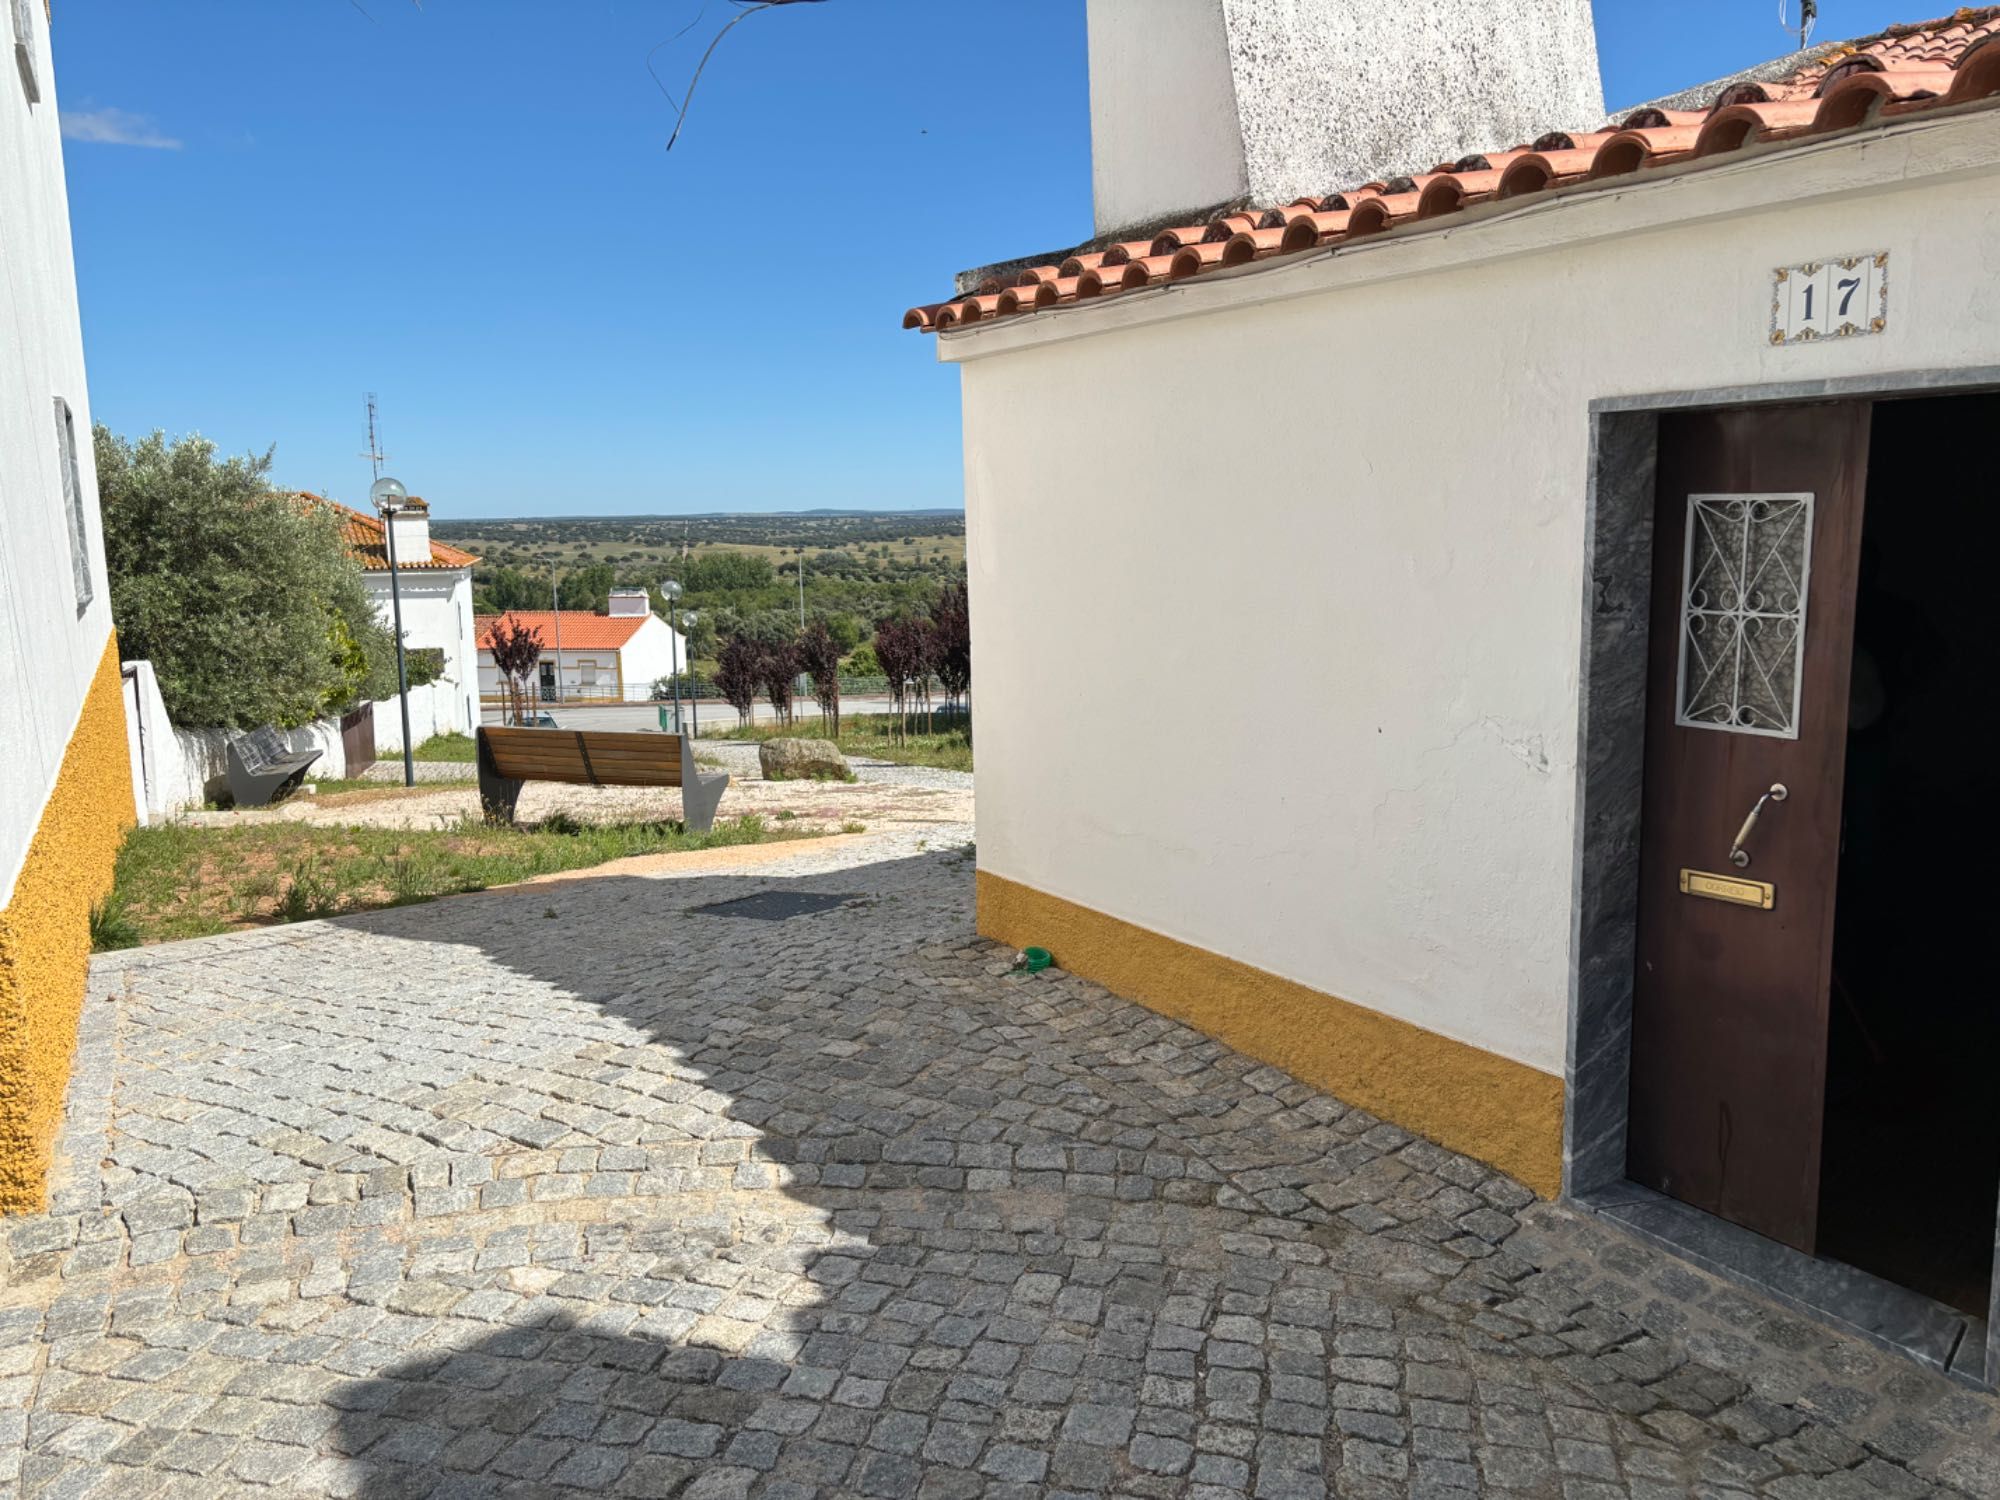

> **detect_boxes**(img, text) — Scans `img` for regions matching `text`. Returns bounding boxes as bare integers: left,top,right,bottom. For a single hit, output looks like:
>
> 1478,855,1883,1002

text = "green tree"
96,427,397,728
555,562,616,613
678,551,774,592
475,565,543,614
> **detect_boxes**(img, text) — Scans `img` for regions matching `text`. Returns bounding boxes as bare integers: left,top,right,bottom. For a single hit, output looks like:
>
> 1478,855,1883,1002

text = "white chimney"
386,498,431,565
607,589,651,618
1086,0,1604,237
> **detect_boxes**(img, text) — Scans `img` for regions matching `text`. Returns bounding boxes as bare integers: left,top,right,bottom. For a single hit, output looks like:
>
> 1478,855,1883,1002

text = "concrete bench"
225,725,323,807
475,727,730,832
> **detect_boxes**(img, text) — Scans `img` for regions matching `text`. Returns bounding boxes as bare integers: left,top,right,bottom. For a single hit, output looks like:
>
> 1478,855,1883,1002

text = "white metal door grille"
1675,492,1813,738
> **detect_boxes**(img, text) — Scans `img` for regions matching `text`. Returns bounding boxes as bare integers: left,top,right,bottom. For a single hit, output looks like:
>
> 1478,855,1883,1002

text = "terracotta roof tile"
308,494,480,572
904,10,2000,334
474,611,651,652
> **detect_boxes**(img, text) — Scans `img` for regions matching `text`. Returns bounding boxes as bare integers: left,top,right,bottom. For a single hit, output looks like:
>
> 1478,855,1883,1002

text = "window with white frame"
12,0,39,104
53,398,92,611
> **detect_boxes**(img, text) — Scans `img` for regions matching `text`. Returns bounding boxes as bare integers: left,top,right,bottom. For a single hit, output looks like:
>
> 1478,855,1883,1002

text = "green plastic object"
1019,946,1053,973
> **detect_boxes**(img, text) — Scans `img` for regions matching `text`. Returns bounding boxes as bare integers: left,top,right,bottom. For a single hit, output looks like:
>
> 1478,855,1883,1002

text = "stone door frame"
1564,364,2000,1390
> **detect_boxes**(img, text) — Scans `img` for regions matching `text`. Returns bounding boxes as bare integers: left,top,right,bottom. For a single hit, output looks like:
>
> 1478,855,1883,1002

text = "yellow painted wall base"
977,870,1565,1197
0,637,134,1213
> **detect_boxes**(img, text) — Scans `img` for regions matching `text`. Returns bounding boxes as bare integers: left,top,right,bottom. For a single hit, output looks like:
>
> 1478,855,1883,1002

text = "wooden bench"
225,725,323,807
475,727,731,832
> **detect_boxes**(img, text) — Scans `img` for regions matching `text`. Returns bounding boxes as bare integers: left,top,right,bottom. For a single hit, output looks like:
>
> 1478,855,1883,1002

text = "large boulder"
758,737,852,782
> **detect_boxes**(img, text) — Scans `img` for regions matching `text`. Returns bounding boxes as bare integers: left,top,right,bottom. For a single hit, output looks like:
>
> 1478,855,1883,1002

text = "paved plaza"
3,821,1997,1498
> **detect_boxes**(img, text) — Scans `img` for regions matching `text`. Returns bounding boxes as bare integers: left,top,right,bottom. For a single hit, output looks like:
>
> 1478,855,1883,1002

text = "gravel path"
186,757,971,841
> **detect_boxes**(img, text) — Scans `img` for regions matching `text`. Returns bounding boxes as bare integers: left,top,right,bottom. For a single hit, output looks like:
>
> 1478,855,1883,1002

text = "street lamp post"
370,476,417,788
681,609,699,738
660,579,684,734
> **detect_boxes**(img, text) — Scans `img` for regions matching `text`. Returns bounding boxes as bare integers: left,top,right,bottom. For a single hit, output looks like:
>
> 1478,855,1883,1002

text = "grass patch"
88,895,143,952
97,812,777,948
411,732,477,763
710,712,972,773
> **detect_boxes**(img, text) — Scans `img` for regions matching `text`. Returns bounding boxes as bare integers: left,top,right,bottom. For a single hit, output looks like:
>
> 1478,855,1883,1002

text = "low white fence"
121,661,349,823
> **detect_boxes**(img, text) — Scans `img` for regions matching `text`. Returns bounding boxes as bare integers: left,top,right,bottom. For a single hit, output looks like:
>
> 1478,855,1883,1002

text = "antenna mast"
361,393,387,481
1780,0,1818,51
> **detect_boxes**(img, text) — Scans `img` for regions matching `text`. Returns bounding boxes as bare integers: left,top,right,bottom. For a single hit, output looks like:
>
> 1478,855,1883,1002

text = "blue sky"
54,0,1924,518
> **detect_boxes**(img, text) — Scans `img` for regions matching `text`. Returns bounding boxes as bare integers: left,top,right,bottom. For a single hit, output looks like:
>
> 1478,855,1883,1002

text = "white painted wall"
361,568,479,747
0,4,116,905
946,114,2000,1076
1088,0,1245,236
615,615,684,700
1085,0,1603,235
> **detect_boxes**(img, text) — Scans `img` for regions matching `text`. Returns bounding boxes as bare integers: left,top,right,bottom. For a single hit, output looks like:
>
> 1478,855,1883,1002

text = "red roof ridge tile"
903,11,2000,336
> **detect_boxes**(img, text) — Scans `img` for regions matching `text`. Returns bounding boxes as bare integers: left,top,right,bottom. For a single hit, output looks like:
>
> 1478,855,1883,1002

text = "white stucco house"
320,495,481,751
476,591,685,707
0,0,134,1209
909,1,2000,1381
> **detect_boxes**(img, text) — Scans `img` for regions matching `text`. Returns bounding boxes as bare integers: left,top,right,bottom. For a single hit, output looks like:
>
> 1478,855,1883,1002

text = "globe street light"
369,476,416,788
659,579,685,734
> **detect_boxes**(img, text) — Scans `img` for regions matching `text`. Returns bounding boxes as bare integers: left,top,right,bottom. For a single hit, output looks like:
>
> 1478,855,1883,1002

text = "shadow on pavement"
306,850,1996,1500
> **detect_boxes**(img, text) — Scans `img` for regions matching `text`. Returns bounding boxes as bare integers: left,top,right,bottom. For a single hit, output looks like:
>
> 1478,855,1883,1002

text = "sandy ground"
177,747,971,841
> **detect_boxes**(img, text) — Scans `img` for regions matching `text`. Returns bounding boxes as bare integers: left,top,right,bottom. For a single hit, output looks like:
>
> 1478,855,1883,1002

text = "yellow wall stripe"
977,869,1564,1197
0,636,134,1212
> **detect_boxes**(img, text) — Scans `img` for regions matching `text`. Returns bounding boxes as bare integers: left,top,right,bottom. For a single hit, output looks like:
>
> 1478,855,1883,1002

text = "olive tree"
96,427,397,728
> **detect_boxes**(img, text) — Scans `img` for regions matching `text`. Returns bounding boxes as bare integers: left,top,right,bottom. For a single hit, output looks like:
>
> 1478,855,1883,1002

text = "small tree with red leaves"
759,638,800,728
487,614,543,727
797,621,843,737
715,634,762,727
928,582,970,713
874,616,933,745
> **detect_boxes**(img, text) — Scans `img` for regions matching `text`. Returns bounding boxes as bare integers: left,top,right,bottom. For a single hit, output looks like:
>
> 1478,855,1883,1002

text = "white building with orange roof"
474,592,685,707
321,495,482,749
912,0,2000,1380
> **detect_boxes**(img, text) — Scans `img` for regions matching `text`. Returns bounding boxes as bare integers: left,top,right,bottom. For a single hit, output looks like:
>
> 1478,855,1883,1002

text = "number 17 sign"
1770,251,1889,345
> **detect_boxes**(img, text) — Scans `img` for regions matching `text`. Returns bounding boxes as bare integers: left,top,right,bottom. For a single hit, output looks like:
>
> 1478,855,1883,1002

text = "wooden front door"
1627,403,1872,1252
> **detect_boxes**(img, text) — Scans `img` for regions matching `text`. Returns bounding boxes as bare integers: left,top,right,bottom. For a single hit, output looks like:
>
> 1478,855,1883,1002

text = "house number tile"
1770,251,1889,345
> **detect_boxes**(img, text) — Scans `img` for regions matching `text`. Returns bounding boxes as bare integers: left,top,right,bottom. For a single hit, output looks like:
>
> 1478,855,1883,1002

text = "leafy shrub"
404,647,446,688
96,428,397,727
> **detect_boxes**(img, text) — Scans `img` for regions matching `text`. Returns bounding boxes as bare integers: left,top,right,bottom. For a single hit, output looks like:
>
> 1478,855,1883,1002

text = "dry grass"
95,813,780,948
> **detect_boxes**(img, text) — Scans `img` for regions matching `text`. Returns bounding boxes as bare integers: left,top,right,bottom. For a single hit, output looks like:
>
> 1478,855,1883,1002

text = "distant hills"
443,508,963,523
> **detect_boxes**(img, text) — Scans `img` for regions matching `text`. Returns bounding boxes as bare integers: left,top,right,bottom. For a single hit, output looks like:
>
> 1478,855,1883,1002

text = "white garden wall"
122,661,348,821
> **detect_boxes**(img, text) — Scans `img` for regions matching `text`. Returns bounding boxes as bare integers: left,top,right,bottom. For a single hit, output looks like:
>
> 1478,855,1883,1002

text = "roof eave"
932,100,2000,362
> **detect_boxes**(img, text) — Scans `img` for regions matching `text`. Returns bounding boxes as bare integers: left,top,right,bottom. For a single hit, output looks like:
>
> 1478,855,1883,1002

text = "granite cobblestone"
0,831,1994,1496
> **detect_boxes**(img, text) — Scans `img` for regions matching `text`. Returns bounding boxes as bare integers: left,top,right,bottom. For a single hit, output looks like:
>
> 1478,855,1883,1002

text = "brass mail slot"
1680,869,1775,910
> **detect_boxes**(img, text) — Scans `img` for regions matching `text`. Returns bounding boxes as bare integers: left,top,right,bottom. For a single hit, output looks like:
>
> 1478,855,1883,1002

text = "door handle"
1729,784,1788,867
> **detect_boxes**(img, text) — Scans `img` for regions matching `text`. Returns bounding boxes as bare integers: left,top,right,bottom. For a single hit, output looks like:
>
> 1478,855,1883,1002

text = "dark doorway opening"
1816,393,2000,1318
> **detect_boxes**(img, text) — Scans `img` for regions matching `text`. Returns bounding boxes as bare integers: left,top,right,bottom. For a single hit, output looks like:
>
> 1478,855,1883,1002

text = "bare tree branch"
647,0,828,152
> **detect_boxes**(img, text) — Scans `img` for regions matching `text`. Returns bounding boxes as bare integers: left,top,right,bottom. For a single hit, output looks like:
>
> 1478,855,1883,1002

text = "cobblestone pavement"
3,833,1996,1499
